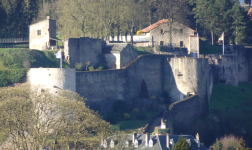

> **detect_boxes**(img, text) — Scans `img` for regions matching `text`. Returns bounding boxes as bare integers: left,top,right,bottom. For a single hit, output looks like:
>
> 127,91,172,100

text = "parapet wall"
167,95,200,133
76,69,126,112
28,68,76,93
64,37,103,68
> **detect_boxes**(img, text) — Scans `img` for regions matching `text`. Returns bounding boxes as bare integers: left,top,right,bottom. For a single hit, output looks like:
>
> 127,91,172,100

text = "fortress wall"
79,38,103,67
246,47,252,82
169,57,209,99
67,38,80,68
235,45,248,82
124,55,174,101
27,68,76,93
65,38,103,68
168,95,200,133
169,57,209,114
76,70,126,112
204,54,238,86
120,44,138,68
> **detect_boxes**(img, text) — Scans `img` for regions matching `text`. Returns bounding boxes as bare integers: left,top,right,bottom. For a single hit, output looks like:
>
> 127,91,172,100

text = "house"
140,19,199,55
103,43,138,69
101,133,208,150
29,16,56,50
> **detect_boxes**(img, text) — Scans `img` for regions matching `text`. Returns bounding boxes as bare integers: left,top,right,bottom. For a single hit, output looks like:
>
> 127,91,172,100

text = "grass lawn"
133,47,152,55
200,38,222,54
115,111,160,131
0,43,29,49
0,48,70,87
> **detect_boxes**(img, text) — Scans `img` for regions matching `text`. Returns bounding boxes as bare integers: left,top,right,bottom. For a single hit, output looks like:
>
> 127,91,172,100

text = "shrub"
124,113,130,119
88,66,94,71
151,95,156,99
98,66,103,70
133,108,139,114
75,62,84,71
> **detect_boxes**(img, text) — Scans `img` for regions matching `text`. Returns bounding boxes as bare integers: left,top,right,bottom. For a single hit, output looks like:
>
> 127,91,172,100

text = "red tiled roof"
141,19,169,33
141,19,196,33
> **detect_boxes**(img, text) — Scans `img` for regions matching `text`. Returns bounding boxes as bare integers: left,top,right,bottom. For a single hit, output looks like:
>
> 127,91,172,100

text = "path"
146,116,161,133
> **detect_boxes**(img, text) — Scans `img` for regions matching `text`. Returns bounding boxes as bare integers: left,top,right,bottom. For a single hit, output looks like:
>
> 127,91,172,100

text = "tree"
171,136,190,150
0,84,112,149
212,138,223,150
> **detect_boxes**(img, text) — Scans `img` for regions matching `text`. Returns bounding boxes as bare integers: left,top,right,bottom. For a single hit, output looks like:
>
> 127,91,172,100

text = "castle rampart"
28,68,76,93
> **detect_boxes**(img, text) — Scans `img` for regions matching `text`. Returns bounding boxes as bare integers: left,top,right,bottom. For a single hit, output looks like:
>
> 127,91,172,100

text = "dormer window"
110,140,114,148
37,30,41,35
125,140,129,147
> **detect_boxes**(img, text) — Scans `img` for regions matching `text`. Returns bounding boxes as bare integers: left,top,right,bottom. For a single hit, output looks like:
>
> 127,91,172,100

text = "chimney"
145,133,148,146
47,16,50,20
132,132,135,144
196,133,200,148
166,133,169,148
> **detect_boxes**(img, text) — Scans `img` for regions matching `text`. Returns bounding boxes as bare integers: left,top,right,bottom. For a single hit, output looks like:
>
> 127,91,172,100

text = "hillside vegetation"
0,48,70,87
188,82,252,147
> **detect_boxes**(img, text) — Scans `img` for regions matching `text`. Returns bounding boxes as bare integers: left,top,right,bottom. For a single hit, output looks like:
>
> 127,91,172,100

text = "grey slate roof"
103,133,208,150
102,44,128,54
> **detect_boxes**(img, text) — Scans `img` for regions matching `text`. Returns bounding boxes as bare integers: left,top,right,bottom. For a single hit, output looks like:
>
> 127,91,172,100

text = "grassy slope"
116,111,159,131
189,82,252,147
0,48,70,87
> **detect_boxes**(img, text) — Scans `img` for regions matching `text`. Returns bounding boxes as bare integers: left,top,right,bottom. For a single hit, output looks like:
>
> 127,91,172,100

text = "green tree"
171,136,190,150
212,138,223,150
0,84,112,149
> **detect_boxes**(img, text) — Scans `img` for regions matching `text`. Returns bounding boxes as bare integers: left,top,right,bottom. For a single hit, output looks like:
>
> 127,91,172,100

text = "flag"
218,32,224,42
55,50,61,59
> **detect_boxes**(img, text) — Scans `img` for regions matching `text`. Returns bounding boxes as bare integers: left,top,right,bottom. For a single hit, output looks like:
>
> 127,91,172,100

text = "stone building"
140,19,199,54
64,38,138,70
101,133,207,150
103,43,138,69
29,16,56,50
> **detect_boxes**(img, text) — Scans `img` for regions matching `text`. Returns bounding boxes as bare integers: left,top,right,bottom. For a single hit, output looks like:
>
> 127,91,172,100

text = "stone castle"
27,18,252,133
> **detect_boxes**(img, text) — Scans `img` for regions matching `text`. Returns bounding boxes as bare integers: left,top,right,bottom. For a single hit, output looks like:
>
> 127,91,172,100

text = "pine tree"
171,136,190,150
212,138,223,150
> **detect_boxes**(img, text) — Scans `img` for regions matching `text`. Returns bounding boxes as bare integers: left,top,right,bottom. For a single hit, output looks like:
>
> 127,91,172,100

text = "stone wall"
76,70,126,112
150,21,195,48
29,17,56,50
64,37,103,68
156,47,188,56
27,68,76,93
120,44,138,69
189,35,199,53
166,95,201,133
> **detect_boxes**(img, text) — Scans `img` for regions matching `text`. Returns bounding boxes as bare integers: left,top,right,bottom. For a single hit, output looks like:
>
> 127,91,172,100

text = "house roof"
102,133,208,150
141,19,169,33
102,43,128,54
141,19,196,33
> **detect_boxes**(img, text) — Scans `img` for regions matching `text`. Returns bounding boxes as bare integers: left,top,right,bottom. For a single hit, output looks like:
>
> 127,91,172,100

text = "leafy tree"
171,136,190,150
0,84,112,149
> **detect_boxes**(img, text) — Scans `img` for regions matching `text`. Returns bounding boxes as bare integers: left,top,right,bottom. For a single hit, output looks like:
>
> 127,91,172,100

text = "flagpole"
60,49,62,69
197,33,199,58
222,32,224,55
